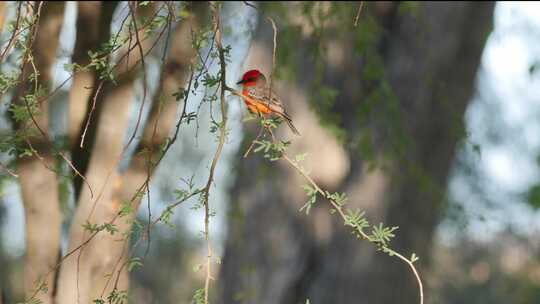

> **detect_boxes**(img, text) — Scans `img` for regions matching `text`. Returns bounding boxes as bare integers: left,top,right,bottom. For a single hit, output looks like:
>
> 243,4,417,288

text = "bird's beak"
236,79,245,85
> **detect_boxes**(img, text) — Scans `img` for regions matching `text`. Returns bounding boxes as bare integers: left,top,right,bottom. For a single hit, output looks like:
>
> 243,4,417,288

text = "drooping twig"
124,2,149,151
281,151,423,304
254,124,424,304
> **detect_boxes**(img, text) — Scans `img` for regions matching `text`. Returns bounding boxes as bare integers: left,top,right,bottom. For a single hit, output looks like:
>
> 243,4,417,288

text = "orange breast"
242,89,272,115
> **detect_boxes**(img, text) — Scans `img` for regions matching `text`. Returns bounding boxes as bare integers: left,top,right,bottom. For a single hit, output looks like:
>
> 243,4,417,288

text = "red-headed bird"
236,69,300,135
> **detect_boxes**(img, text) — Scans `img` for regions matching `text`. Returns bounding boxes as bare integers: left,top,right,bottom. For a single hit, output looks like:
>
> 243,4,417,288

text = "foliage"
0,2,441,304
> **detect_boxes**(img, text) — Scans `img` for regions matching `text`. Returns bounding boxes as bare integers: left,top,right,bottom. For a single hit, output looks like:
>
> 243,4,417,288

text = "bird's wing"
246,86,285,109
245,85,299,135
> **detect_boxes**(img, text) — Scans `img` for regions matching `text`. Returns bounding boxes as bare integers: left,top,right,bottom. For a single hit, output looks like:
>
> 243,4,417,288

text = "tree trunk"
68,2,117,148
11,3,65,303
55,3,203,302
219,2,495,304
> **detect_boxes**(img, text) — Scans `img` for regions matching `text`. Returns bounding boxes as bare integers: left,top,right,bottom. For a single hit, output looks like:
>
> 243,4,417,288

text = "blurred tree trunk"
56,3,204,302
0,2,6,34
56,4,154,302
10,3,65,304
67,2,106,147
219,2,494,304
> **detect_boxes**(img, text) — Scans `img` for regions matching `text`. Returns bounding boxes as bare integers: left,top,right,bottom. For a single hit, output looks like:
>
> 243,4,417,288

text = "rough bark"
219,2,495,304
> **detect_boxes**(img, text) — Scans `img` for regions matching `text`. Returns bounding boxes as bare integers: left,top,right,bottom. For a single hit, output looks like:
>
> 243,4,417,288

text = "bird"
236,69,300,135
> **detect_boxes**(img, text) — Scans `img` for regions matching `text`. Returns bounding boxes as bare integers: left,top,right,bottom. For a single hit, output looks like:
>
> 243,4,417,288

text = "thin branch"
124,2,149,151
242,1,258,11
0,161,18,178
266,17,277,99
201,3,228,303
0,2,23,63
353,1,364,27
242,122,265,158
252,123,425,304
281,152,423,304
79,81,103,148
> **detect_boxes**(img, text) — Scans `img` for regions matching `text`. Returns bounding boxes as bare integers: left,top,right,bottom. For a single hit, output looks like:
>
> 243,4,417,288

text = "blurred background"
1,1,540,304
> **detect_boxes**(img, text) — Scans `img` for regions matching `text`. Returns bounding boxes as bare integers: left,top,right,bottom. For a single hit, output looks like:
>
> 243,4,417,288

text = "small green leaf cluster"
343,208,399,250
299,185,317,215
192,288,205,304
82,221,119,236
16,281,48,304
127,257,143,272
0,71,19,94
93,288,128,304
88,49,115,81
253,139,290,161
157,179,202,226
9,86,47,123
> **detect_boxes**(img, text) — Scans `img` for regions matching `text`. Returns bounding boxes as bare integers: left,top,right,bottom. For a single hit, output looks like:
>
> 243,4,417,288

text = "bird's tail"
279,112,300,136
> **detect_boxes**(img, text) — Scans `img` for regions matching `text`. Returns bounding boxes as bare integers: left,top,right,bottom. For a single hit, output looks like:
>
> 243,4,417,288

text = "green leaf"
327,191,348,207
295,153,308,163
192,288,205,304
173,88,186,101
371,223,398,246
103,223,119,235
118,201,133,217
82,221,100,233
193,263,203,272
127,257,143,272
344,209,369,231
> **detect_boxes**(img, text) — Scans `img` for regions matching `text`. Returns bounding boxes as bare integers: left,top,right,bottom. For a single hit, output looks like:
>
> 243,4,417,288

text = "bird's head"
237,69,266,87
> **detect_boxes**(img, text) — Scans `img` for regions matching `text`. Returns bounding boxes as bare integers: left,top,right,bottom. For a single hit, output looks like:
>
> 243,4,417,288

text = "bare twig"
242,1,258,11
266,17,277,99
0,161,18,178
242,123,265,158
0,2,23,64
79,81,103,148
125,2,149,151
353,1,364,27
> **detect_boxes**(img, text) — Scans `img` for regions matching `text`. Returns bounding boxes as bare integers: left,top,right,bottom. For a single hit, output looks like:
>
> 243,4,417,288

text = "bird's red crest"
237,69,262,85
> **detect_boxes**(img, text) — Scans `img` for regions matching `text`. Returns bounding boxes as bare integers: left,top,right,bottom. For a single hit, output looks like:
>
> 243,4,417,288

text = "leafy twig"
200,3,229,303
250,123,424,304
